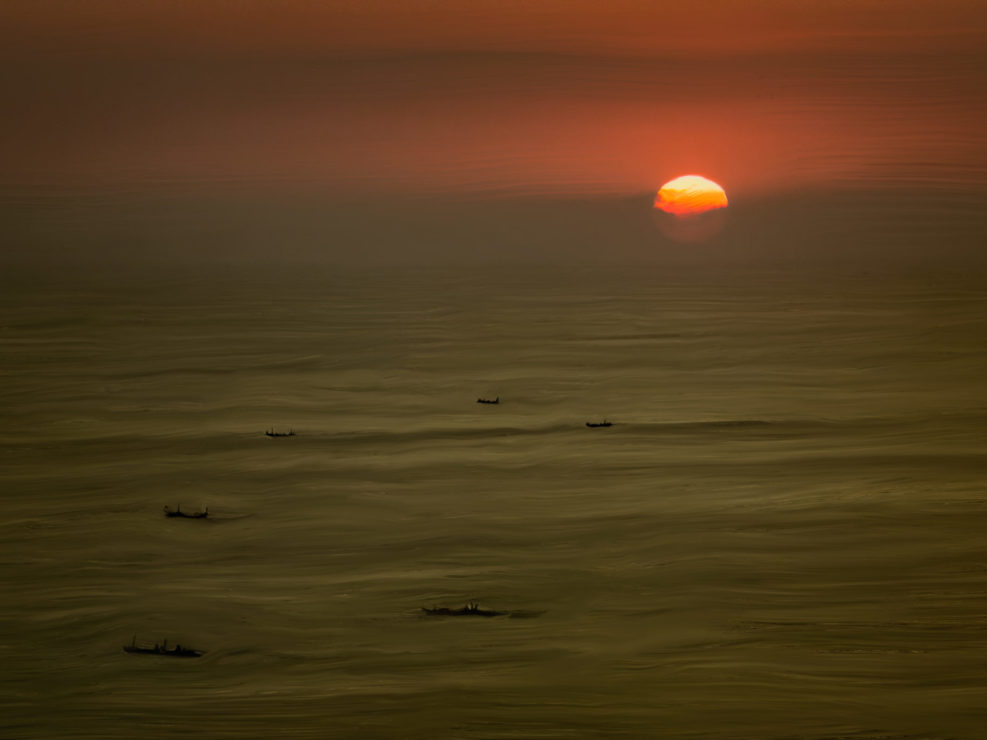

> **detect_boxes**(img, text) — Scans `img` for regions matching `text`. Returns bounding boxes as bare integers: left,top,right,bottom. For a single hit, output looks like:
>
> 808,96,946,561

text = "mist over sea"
3,262,987,738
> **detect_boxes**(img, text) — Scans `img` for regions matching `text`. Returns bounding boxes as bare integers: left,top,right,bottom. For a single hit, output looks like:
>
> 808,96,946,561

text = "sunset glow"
654,176,729,216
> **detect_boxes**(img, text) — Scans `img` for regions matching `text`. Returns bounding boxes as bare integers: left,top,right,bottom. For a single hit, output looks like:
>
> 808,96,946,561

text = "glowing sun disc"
654,175,728,216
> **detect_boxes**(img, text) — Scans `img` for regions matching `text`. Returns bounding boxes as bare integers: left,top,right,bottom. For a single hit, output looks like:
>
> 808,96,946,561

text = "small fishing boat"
585,421,612,428
265,429,295,437
422,602,505,617
476,397,499,405
123,636,203,658
163,505,208,519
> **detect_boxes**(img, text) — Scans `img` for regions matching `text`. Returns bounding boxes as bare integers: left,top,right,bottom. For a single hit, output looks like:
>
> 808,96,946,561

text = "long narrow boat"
476,397,499,405
123,636,203,657
422,602,505,617
265,429,296,437
585,421,612,428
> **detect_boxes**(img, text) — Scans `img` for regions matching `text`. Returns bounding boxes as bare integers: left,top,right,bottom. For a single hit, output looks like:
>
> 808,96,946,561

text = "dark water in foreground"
2,265,986,739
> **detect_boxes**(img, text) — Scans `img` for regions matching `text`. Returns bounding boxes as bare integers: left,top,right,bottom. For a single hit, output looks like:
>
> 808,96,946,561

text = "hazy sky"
2,1,985,266
2,1,985,196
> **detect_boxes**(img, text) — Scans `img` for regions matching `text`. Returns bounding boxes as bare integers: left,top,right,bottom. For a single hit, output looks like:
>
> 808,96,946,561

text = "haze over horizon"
2,1,985,213
0,2,984,267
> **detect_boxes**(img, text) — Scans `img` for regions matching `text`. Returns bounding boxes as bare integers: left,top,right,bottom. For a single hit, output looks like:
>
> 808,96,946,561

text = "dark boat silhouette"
476,397,499,405
123,636,203,658
265,429,295,437
586,421,612,428
422,601,505,617
163,505,208,519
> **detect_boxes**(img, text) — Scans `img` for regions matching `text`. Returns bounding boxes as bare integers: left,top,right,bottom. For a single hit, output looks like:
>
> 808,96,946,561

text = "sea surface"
2,264,987,739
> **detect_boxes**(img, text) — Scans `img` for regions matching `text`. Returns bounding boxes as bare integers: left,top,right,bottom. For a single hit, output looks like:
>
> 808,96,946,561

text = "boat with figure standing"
422,602,505,617
163,505,208,519
123,636,203,657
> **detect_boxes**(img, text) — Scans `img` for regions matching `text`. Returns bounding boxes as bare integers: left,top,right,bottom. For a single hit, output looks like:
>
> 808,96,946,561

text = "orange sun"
653,175,728,216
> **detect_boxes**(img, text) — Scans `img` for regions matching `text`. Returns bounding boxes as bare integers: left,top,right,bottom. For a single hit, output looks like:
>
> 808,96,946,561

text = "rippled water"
2,264,986,738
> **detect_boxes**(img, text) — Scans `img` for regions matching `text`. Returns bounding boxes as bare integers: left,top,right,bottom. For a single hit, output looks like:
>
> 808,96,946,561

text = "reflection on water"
653,207,728,243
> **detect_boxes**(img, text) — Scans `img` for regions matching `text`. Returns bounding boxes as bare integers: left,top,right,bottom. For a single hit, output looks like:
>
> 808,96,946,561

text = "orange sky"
4,1,985,58
1,1,985,198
